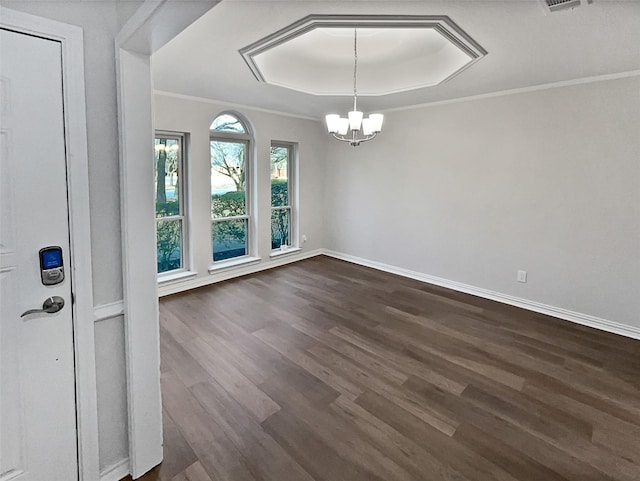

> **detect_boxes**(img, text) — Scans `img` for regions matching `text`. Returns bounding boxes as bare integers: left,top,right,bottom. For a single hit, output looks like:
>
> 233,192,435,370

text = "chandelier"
325,28,384,147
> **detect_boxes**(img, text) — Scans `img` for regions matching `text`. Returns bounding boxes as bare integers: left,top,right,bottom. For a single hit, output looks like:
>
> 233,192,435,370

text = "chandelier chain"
353,27,358,111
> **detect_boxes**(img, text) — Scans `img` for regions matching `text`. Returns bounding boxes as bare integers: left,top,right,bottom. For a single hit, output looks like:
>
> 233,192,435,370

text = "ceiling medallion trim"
239,14,488,95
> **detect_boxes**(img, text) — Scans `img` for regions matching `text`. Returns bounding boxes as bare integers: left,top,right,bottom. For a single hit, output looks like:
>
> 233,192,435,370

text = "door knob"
20,296,65,318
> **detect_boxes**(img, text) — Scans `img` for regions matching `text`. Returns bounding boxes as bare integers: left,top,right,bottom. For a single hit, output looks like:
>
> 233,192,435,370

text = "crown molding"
381,69,640,114
153,90,319,122
157,69,640,122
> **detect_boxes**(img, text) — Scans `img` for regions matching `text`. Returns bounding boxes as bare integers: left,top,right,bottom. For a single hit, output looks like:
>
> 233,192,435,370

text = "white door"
0,29,78,481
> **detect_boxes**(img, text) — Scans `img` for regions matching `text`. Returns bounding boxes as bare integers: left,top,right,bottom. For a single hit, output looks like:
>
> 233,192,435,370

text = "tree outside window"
271,143,294,250
210,114,251,262
154,134,186,273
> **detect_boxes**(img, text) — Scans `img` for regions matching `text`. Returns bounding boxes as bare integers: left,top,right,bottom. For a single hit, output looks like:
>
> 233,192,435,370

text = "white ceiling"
152,0,640,119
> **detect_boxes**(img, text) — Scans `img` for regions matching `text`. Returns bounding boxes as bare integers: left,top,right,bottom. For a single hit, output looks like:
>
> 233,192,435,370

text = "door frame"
0,8,99,481
115,1,219,477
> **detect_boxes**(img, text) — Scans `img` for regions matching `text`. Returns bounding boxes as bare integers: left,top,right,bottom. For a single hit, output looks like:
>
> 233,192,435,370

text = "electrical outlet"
517,270,527,283
301,234,307,243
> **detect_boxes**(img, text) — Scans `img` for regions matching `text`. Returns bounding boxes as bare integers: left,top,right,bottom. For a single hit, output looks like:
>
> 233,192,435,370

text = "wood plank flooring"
128,255,640,481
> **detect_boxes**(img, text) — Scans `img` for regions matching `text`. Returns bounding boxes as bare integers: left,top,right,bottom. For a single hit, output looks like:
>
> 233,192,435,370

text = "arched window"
210,112,253,263
210,113,246,133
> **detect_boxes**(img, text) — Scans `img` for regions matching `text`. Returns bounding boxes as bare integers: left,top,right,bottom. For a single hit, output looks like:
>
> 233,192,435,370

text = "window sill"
158,270,198,284
270,247,301,258
208,256,261,274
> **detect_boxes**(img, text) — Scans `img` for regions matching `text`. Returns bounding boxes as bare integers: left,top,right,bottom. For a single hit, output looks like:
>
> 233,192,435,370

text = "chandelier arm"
357,132,378,144
352,133,378,146
331,132,378,146
331,133,352,143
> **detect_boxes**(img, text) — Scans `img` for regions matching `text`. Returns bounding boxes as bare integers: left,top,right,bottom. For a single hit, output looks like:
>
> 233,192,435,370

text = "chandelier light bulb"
369,113,384,133
362,118,373,136
348,110,363,131
325,114,340,133
337,118,349,136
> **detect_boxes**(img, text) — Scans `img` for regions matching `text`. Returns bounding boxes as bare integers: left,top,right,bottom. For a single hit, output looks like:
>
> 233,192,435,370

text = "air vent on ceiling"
539,0,593,13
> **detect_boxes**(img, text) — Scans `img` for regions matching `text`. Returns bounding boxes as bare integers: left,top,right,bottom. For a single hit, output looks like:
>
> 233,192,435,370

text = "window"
271,142,296,250
210,113,252,262
154,132,187,274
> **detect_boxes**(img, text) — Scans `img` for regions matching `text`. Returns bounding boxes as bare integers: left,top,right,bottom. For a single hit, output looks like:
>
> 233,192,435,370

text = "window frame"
154,130,189,278
210,113,254,265
270,141,297,252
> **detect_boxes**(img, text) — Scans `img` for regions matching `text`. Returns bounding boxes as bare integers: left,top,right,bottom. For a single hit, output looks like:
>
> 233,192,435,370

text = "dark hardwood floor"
129,255,640,481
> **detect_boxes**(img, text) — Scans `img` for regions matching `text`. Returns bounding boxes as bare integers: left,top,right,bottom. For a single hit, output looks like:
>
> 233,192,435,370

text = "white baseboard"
94,300,125,323
158,248,325,297
98,250,640,339
323,250,640,341
100,458,129,481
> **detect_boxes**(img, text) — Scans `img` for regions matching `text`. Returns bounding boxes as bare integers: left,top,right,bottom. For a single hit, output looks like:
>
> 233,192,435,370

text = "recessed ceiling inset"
239,15,487,97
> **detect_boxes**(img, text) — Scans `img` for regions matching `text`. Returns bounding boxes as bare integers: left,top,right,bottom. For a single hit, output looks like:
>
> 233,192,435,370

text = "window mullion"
157,215,183,222
211,214,248,223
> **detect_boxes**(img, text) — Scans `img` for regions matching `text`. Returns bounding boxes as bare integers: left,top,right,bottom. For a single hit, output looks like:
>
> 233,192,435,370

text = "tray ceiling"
239,15,487,96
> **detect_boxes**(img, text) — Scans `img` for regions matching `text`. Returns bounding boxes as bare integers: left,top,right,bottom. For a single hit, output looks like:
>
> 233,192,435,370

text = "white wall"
153,93,326,292
2,0,131,474
325,76,640,329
